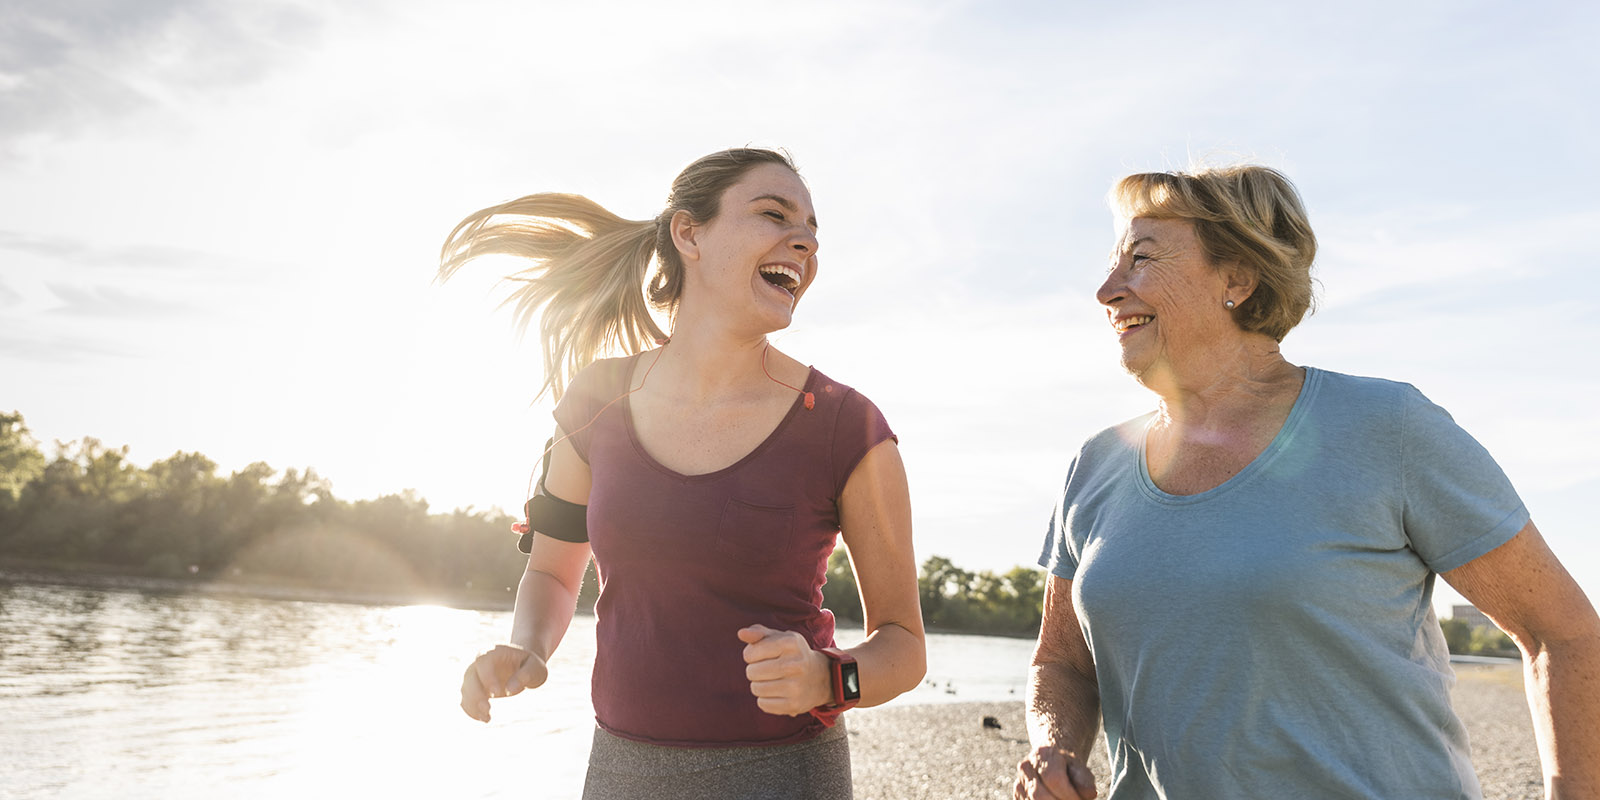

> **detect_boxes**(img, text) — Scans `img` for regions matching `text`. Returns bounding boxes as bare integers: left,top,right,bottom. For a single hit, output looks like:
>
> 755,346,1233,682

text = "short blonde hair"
1111,165,1317,341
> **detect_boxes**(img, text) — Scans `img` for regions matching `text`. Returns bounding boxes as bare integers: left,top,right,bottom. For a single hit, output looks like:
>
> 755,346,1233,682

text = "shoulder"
1300,366,1444,432
1054,412,1150,497
1305,366,1420,404
1078,413,1151,463
808,367,887,423
563,355,637,402
553,354,642,432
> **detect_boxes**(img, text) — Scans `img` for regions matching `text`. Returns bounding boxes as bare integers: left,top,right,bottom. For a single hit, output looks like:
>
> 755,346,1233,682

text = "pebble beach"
847,662,1542,799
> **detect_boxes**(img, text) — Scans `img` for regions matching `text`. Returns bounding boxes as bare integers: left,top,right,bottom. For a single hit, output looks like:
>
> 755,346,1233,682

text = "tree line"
0,411,1045,636
0,411,1520,652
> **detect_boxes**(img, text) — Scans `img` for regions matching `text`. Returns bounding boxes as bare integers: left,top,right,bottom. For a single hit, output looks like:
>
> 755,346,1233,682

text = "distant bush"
1439,617,1518,658
0,410,1039,634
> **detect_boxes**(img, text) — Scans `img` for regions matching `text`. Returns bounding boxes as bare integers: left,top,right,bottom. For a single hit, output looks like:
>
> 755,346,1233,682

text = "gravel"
848,662,1542,799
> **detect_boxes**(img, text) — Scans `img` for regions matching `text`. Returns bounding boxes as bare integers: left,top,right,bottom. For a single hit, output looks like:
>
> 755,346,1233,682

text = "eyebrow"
751,194,819,230
1108,234,1154,263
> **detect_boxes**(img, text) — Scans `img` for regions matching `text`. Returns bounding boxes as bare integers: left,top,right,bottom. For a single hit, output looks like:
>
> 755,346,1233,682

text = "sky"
2,0,1597,612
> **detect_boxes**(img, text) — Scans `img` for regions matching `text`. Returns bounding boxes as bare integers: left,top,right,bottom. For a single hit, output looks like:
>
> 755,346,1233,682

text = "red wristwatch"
817,647,861,710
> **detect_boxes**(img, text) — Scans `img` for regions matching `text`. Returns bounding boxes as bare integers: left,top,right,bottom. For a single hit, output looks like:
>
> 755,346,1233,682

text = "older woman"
1016,165,1600,799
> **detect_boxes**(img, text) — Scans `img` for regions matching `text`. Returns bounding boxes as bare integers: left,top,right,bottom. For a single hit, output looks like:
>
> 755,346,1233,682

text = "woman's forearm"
1525,635,1600,798
1026,661,1101,760
846,621,926,708
508,566,582,661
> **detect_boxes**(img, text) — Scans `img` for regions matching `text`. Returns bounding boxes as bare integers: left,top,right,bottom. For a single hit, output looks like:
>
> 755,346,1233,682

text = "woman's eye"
1131,253,1150,267
763,210,785,221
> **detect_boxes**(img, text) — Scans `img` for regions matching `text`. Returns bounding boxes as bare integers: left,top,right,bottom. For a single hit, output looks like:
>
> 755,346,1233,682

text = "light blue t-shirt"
1039,367,1528,800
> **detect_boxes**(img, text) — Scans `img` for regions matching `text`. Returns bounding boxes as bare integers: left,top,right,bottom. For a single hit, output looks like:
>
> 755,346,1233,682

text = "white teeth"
1113,315,1153,333
759,264,801,291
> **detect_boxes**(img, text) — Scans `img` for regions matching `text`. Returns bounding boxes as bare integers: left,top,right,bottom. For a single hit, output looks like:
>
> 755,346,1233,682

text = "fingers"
473,650,508,698
738,625,824,717
508,650,549,695
737,624,776,645
1015,746,1097,800
1014,758,1037,799
739,625,804,665
1068,762,1098,799
460,663,491,722
459,645,546,723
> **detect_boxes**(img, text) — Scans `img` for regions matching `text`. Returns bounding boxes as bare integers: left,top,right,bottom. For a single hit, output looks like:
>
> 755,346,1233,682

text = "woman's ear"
1222,261,1258,305
669,209,700,263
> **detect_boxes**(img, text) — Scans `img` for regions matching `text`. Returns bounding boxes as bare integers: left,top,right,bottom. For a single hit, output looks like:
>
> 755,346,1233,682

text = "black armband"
518,489,588,552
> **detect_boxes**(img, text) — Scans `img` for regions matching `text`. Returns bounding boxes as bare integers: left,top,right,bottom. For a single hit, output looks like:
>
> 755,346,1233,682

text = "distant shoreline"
0,559,513,612
0,561,1037,639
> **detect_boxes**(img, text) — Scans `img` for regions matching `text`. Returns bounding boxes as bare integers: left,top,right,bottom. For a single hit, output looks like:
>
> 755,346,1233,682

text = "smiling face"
1097,216,1240,384
675,162,819,334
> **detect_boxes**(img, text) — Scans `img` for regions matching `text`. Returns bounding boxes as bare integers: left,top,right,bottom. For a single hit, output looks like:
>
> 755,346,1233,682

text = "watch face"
841,662,861,701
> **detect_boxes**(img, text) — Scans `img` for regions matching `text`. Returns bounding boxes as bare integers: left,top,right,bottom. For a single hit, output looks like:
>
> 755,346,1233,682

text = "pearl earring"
1224,300,1236,310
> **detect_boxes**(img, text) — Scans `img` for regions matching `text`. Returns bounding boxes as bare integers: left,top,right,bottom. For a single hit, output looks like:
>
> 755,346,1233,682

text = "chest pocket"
716,499,795,566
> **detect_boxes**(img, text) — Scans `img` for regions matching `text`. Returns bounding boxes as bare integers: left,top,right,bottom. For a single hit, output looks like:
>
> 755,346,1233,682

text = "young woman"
442,148,926,799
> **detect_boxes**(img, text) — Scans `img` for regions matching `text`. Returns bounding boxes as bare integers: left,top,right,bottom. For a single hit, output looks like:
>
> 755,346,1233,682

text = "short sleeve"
830,389,897,496
1399,385,1528,573
1038,465,1081,580
551,358,627,464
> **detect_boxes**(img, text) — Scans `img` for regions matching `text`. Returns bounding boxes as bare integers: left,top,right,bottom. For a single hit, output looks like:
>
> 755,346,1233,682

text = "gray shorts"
581,721,852,800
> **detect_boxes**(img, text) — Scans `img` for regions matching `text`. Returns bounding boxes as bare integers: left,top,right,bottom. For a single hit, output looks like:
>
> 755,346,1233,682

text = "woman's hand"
1015,745,1098,799
459,644,549,723
737,624,832,716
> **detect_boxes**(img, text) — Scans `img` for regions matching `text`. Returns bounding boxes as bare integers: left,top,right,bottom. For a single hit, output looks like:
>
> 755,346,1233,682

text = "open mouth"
759,264,801,296
1113,315,1153,333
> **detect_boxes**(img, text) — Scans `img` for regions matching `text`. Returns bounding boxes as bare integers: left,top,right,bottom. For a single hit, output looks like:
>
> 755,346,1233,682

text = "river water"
0,580,1033,799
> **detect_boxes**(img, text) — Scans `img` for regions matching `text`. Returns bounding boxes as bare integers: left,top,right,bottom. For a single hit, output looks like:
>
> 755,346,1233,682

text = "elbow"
885,622,928,697
867,621,927,704
906,638,928,688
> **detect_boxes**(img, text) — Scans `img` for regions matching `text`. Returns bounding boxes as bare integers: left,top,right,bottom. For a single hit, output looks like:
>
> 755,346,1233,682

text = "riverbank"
848,662,1542,799
0,559,513,610
0,561,1041,640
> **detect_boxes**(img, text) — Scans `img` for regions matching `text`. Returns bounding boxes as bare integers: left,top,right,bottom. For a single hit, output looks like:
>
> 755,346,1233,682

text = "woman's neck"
645,321,802,404
1144,336,1302,433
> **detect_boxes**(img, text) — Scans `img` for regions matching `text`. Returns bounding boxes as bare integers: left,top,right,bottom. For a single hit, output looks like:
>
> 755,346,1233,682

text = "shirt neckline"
1135,366,1322,505
621,353,819,482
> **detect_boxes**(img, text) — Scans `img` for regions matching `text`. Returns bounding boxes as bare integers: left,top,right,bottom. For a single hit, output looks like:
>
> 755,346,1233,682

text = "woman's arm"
833,438,926,706
740,439,926,714
1442,520,1600,799
1017,575,1100,800
460,428,593,723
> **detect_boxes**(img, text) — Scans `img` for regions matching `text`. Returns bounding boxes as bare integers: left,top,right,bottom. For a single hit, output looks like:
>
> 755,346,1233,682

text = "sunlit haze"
3,0,1597,614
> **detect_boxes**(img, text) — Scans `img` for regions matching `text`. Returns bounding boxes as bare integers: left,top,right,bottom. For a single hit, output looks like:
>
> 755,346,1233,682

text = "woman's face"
1096,217,1235,382
678,163,819,333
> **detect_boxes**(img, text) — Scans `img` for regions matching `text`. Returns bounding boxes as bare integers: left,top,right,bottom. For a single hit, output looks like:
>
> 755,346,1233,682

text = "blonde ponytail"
439,194,665,402
438,148,798,402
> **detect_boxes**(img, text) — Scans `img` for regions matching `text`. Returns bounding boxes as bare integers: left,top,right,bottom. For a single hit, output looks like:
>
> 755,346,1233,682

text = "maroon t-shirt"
552,353,896,747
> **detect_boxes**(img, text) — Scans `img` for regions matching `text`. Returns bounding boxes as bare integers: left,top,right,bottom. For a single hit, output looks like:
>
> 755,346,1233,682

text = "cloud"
0,229,235,272
0,327,131,362
46,283,195,319
0,0,325,154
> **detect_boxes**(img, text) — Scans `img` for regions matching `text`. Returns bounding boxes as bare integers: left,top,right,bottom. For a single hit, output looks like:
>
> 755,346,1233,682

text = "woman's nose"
790,227,818,256
1096,265,1125,307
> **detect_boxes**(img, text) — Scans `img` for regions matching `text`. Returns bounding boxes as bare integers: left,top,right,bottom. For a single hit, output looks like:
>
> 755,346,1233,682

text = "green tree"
1439,618,1473,654
0,411,46,502
0,409,1062,628
820,547,862,622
